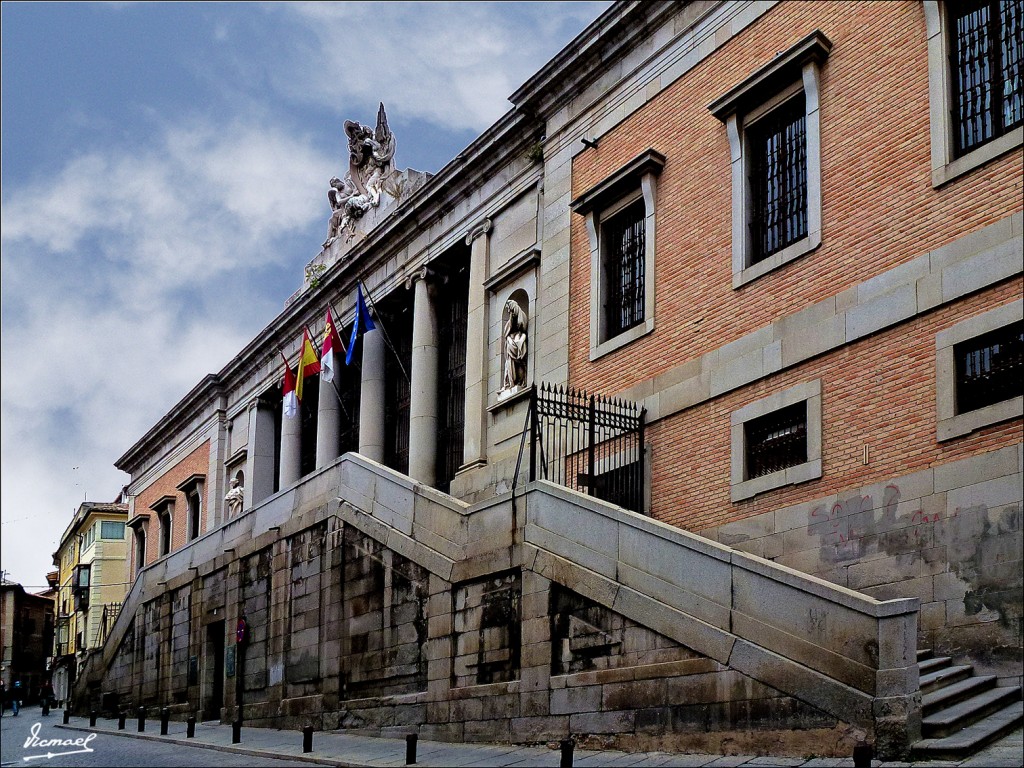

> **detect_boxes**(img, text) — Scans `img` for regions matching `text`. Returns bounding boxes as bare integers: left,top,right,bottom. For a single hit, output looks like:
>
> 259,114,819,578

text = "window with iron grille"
749,94,808,264
436,269,468,493
955,320,1023,413
949,0,1024,157
744,401,808,480
384,309,413,475
602,198,646,338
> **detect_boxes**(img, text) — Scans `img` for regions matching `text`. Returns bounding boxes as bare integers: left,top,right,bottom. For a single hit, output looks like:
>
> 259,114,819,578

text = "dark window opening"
384,307,413,475
603,198,646,339
591,459,644,514
949,0,1024,156
159,512,172,556
135,529,146,575
955,320,1023,413
336,323,362,455
749,94,808,263
299,373,320,477
187,493,201,541
436,266,469,493
745,401,808,479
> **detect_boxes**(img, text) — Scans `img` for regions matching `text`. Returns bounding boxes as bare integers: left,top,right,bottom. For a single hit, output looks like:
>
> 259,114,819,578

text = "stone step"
917,648,933,661
918,655,952,674
920,664,973,692
923,674,998,716
922,686,1022,738
913,700,1023,760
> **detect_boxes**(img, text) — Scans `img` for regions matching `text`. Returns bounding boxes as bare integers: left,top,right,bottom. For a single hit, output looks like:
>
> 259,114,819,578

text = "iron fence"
519,383,646,514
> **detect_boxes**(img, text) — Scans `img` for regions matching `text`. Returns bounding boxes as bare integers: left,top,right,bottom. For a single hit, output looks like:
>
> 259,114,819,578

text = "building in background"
50,501,129,705
74,1,1021,761
0,577,55,702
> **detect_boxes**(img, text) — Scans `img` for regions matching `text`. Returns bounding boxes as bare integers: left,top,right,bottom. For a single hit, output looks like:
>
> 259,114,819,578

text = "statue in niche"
323,103,397,247
501,298,529,395
225,476,244,518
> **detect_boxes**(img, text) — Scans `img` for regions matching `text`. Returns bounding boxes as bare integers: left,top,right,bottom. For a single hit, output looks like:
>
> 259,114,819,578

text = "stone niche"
340,526,429,700
453,571,522,687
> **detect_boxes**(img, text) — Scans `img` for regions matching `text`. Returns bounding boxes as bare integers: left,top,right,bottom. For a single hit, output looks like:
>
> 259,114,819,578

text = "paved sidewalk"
55,714,1023,768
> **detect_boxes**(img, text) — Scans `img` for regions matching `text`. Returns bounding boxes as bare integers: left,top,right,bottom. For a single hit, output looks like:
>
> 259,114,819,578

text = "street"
0,706,311,768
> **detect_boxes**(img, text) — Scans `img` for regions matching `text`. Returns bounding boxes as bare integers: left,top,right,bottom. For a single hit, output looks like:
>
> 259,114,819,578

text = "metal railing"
96,602,122,646
516,384,646,514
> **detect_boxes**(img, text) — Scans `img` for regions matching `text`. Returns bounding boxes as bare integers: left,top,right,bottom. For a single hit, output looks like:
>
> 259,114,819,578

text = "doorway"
203,621,225,721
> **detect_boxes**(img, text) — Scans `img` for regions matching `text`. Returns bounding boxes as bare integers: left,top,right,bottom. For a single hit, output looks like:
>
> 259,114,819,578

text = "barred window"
949,0,1024,157
603,198,646,338
749,94,808,264
744,401,808,479
955,320,1024,413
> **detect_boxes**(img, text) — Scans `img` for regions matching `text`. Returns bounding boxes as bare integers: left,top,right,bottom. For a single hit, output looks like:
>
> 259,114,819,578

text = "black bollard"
302,725,313,753
853,742,873,768
118,712,126,730
62,708,70,725
560,739,574,768
89,710,97,727
186,716,196,738
42,698,50,716
232,719,241,744
137,707,146,733
405,733,417,765
160,707,169,736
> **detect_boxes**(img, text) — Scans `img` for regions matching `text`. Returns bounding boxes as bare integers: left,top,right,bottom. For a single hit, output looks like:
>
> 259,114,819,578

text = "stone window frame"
177,473,205,541
570,148,664,361
925,1,1024,188
709,30,830,289
149,495,175,558
730,379,823,503
935,299,1023,441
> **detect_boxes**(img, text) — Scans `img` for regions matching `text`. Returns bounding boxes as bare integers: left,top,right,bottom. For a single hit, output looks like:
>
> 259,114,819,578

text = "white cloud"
267,2,608,132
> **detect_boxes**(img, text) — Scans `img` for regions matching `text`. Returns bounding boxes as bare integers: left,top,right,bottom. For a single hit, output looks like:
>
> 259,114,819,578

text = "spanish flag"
295,328,321,404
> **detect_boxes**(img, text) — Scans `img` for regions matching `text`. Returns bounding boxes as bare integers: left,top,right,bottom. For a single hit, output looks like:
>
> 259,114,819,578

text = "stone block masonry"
77,455,921,760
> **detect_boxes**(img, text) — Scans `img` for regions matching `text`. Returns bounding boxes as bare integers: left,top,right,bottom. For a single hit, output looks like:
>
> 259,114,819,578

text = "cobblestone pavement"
4,706,1019,768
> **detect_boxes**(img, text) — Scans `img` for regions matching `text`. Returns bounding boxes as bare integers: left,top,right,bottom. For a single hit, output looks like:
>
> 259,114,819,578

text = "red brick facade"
567,1,1023,532
131,441,210,570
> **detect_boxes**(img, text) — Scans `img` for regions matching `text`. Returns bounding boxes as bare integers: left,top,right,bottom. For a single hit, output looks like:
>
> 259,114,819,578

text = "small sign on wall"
225,646,236,678
188,656,198,686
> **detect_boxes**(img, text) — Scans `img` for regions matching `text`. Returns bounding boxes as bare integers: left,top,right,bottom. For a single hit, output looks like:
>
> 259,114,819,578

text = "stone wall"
78,455,922,759
701,444,1024,687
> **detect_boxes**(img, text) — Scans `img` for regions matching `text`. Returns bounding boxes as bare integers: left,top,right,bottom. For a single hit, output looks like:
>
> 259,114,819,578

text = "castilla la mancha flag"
295,328,321,404
281,353,298,419
321,307,345,384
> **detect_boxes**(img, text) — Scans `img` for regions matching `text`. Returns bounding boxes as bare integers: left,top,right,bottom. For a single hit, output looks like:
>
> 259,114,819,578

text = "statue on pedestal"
323,103,397,247
501,299,529,394
225,477,244,518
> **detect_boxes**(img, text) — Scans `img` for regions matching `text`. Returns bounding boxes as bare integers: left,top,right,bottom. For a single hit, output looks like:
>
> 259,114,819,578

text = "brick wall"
568,1,1022,395
133,441,211,566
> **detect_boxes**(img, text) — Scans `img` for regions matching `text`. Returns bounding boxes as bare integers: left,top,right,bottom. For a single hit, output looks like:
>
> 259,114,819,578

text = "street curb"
55,723,374,767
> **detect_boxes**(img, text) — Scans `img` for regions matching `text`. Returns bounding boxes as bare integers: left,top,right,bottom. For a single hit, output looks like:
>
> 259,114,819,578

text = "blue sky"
0,1,608,587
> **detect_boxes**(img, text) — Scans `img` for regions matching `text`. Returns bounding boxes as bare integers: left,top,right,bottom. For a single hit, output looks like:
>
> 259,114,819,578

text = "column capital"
404,265,436,290
465,218,492,245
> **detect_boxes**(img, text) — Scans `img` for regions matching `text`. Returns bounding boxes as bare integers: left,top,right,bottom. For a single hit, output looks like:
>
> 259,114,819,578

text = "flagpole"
358,278,410,383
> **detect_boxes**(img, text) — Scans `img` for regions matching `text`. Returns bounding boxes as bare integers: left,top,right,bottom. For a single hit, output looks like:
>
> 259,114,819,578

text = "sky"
0,1,609,589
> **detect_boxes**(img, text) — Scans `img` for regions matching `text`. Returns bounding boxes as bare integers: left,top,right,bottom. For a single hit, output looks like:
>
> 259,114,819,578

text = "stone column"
358,325,386,463
246,398,276,507
407,268,439,485
279,405,302,489
316,371,341,469
461,219,491,470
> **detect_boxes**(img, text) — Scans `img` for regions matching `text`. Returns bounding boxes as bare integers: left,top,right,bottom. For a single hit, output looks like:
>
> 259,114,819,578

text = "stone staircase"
912,648,1023,759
